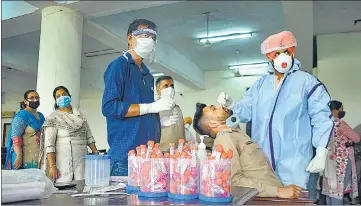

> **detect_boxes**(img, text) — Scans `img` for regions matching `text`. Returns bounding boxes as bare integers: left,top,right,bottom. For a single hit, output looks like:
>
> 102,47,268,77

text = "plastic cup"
168,158,199,200
199,159,232,203
126,156,140,191
138,158,169,197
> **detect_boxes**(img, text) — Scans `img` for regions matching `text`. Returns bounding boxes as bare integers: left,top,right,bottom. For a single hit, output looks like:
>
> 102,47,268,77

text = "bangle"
16,153,23,156
49,165,56,169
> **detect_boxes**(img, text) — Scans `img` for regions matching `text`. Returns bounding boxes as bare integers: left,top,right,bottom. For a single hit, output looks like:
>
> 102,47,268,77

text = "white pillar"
36,6,83,117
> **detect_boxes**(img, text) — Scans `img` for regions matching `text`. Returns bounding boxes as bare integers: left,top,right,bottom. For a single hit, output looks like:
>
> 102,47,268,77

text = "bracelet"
16,153,23,156
49,165,57,169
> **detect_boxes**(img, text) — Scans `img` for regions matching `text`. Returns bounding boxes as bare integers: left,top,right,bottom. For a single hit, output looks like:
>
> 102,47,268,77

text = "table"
4,180,259,205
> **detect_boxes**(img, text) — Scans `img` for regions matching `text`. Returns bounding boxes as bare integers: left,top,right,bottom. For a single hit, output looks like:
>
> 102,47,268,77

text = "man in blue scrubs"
102,19,175,176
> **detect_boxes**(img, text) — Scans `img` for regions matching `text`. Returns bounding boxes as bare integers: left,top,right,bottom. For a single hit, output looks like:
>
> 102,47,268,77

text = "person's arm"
84,120,98,153
230,77,266,123
102,60,138,118
340,120,361,143
102,60,174,119
307,80,334,149
11,117,27,169
44,127,58,167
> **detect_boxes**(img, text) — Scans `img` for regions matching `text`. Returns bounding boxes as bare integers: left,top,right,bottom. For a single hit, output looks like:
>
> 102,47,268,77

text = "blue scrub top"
102,52,161,176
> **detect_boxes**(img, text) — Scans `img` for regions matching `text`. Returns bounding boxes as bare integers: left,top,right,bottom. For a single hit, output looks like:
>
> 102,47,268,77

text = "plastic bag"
1,169,57,203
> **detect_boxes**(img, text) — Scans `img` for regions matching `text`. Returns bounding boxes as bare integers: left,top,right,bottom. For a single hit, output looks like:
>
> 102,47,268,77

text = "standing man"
217,31,333,189
102,19,175,176
155,76,185,152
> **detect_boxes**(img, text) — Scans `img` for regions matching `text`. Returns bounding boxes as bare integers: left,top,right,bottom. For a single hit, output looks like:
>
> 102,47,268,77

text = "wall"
317,32,361,128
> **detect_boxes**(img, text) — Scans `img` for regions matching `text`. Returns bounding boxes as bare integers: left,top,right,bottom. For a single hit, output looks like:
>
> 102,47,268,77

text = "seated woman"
5,90,44,170
39,86,99,182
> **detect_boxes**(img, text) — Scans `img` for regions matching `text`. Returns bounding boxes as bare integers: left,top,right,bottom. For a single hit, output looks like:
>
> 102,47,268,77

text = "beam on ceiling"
2,59,36,75
282,1,314,73
83,21,205,90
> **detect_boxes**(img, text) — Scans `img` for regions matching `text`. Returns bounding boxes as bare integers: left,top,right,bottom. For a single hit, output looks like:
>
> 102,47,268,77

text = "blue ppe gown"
102,52,161,176
232,59,334,189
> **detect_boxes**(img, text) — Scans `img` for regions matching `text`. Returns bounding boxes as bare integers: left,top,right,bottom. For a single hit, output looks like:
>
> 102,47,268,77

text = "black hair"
53,86,71,110
127,19,157,48
20,90,37,109
193,103,208,135
156,76,173,86
127,19,157,35
329,100,343,111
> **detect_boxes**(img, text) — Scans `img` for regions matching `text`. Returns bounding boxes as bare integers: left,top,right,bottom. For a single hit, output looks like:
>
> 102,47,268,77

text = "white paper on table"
1,181,45,203
110,176,128,182
83,182,126,194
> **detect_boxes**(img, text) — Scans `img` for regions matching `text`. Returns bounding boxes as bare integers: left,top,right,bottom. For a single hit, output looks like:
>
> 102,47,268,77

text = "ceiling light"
200,33,252,44
228,62,269,70
152,72,164,77
55,1,79,4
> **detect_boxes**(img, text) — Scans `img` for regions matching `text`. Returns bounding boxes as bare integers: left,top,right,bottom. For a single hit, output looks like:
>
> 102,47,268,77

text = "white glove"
161,114,178,127
306,147,328,173
217,92,234,108
139,97,175,115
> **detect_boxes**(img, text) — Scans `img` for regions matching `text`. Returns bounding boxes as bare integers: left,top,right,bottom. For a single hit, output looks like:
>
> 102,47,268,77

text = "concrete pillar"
36,6,83,117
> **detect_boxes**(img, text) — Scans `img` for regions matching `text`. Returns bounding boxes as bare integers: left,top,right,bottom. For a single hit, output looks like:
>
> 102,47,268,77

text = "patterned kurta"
39,108,96,183
322,119,361,199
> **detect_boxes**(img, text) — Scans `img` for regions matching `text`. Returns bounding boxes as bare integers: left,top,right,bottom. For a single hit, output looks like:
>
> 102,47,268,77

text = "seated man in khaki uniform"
156,76,185,152
192,103,302,198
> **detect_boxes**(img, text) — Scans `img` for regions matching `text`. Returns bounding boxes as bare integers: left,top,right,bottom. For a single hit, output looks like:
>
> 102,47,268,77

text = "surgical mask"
57,96,71,108
185,124,190,129
338,111,346,119
160,87,175,99
273,53,293,73
28,101,40,109
133,37,155,60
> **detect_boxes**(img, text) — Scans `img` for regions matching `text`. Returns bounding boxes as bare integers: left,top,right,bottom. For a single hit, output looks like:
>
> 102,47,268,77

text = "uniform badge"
245,141,253,145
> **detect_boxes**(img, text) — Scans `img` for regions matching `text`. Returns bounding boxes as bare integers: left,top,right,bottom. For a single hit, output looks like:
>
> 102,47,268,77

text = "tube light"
200,33,252,44
228,62,269,70
152,72,164,77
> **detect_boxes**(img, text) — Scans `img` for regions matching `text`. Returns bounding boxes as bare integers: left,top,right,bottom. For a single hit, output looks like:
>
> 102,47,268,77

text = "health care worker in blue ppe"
102,19,175,176
217,31,334,189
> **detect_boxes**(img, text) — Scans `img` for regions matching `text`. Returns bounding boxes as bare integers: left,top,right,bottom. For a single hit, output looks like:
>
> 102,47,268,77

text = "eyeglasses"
27,97,40,101
134,33,157,41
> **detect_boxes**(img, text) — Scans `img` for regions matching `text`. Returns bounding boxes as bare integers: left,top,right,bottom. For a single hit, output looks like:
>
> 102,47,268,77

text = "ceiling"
92,1,285,71
2,1,361,103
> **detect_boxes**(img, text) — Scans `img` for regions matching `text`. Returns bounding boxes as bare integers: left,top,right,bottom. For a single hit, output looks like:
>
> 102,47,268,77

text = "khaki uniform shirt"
214,129,283,197
159,106,185,152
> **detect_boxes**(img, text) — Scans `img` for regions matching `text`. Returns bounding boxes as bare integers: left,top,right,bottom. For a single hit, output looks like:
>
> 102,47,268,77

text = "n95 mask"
273,53,293,73
161,87,175,99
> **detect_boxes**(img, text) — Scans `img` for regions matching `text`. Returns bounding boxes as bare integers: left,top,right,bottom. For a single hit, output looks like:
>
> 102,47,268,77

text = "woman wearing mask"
322,100,360,204
4,90,45,169
39,86,99,182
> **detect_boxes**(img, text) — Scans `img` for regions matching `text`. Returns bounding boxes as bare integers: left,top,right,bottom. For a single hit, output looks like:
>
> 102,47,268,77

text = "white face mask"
133,37,155,59
185,124,190,129
273,53,293,73
160,87,175,99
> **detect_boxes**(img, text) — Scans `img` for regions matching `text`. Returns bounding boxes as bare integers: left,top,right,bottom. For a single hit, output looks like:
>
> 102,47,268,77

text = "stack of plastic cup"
168,157,199,200
126,150,140,192
199,145,233,203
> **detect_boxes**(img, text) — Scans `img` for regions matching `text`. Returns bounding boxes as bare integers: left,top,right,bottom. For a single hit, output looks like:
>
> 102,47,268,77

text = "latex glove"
161,114,179,127
217,92,234,108
139,97,175,115
306,147,328,173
